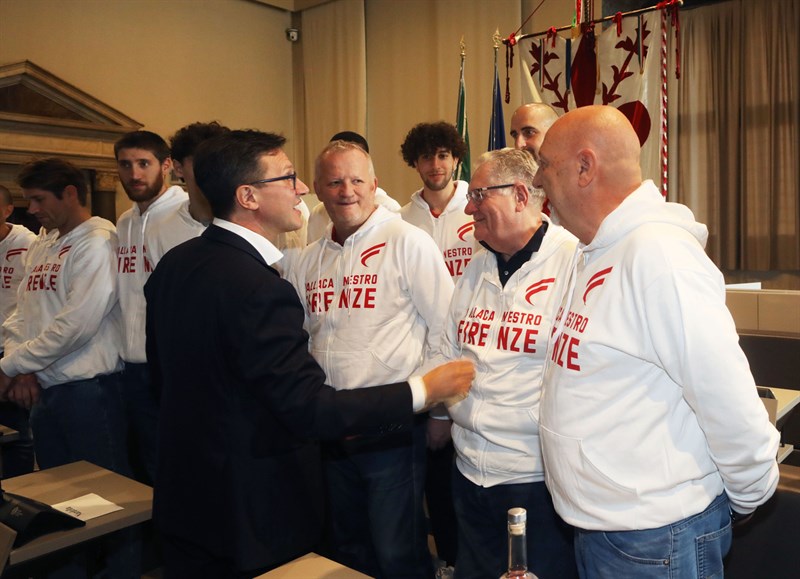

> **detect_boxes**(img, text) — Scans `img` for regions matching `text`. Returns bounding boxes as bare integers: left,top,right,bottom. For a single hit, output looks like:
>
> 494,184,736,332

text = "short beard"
423,174,452,192
123,173,164,203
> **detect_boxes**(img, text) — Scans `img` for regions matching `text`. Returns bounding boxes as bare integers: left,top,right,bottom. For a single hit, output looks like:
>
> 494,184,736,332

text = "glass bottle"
500,507,538,579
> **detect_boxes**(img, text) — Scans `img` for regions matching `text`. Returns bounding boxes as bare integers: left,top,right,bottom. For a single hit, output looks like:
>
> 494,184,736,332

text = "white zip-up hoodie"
438,219,577,487
1,217,124,387
0,223,36,346
539,180,780,531
400,181,477,281
288,206,454,389
117,185,204,362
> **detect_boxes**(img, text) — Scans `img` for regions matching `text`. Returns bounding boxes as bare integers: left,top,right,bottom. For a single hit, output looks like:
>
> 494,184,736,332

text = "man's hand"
427,416,453,450
731,508,756,529
422,359,475,409
6,374,42,409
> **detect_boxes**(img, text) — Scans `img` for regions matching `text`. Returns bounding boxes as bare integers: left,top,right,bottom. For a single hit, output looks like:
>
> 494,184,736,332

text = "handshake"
420,359,475,409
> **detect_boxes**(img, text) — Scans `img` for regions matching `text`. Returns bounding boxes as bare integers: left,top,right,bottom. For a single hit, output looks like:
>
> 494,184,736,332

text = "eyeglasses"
466,183,514,205
247,172,297,190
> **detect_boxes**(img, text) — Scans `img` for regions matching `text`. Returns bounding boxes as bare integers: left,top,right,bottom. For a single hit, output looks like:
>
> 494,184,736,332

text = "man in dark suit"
144,129,474,579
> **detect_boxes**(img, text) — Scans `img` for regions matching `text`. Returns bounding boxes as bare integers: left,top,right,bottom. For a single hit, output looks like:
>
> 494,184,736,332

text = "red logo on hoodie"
360,243,386,267
583,267,613,304
5,248,27,261
525,277,556,305
457,222,475,241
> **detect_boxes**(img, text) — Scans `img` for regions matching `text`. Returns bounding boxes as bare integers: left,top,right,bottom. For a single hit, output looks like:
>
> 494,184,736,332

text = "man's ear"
161,157,173,177
0,203,13,222
172,160,185,179
513,181,529,212
576,148,597,187
62,184,79,203
235,184,258,211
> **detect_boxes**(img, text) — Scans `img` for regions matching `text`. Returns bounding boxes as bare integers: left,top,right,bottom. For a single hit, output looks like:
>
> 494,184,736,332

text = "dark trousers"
426,440,458,565
323,419,432,578
31,373,139,579
0,401,34,478
452,468,577,579
0,350,34,478
120,362,159,485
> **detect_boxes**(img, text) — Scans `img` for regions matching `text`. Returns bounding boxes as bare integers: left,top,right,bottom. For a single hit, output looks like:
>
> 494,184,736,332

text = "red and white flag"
519,13,663,191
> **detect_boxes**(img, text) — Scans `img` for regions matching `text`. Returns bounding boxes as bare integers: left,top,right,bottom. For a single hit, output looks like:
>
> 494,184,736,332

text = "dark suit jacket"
144,224,413,572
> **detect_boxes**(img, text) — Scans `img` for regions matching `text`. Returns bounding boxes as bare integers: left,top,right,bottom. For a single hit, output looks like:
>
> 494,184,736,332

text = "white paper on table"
50,493,123,521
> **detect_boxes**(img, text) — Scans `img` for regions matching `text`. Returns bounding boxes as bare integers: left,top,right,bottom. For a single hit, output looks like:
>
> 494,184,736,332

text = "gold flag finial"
492,28,502,49
460,35,466,57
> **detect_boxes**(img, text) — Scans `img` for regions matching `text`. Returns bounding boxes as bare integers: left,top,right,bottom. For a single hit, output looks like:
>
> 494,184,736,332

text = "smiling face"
414,147,457,193
314,148,377,242
249,150,309,241
464,162,520,251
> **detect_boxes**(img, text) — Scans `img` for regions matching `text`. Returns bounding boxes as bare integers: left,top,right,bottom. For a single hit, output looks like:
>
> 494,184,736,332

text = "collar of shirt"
481,221,549,287
212,218,284,267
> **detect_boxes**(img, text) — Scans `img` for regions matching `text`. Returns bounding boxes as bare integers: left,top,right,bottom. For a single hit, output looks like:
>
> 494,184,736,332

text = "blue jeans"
120,362,159,485
574,492,732,579
30,373,139,579
31,373,131,475
452,469,577,579
323,419,431,579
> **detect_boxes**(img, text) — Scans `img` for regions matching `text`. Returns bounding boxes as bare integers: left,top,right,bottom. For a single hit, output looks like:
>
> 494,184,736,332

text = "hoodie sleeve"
2,291,25,356
643,241,779,514
1,231,119,377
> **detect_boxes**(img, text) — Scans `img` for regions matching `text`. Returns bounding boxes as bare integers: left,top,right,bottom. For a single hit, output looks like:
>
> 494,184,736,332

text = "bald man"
533,105,779,578
509,103,558,160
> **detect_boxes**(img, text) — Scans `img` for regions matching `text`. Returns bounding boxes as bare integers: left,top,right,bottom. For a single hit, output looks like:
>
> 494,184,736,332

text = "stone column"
92,170,118,224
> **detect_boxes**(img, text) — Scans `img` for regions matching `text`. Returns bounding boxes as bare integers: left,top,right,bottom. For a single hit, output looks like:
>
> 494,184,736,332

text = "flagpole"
455,37,471,182
507,0,683,44
488,29,507,152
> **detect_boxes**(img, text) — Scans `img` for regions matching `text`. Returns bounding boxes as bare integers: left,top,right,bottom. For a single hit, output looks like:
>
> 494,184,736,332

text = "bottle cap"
508,507,527,524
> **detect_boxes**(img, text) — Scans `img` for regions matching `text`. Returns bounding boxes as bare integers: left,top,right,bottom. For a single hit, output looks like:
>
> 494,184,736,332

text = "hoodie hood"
585,180,709,254
129,185,187,218
323,204,400,245
58,216,116,244
408,180,469,216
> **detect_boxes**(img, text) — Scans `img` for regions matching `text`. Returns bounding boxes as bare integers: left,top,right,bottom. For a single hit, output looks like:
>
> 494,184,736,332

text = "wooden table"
257,553,372,578
760,386,800,463
770,387,800,424
1,461,152,568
